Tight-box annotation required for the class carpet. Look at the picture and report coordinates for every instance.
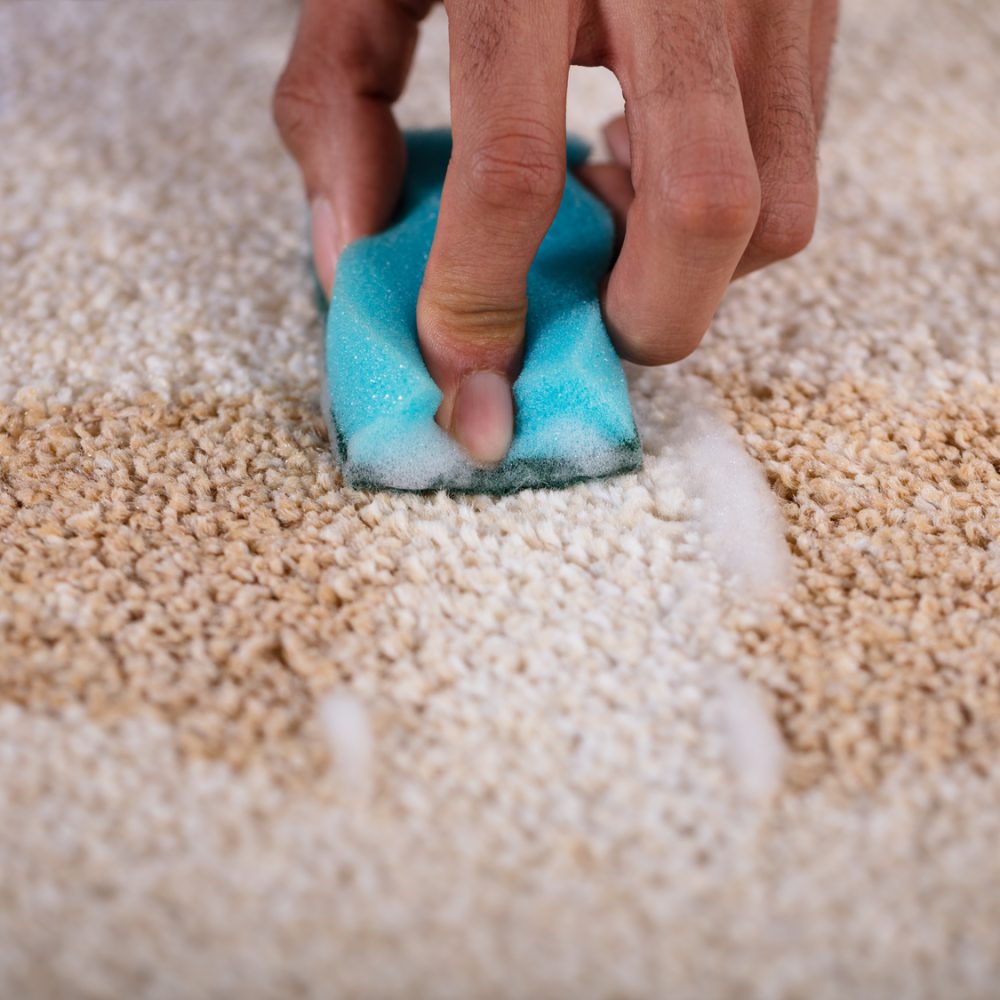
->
[1,1,999,997]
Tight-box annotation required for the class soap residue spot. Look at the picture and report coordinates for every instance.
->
[670,378,794,597]
[718,674,787,804]
[319,692,373,802]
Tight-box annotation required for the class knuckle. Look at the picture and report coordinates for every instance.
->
[418,284,526,360]
[465,122,565,212]
[752,191,818,260]
[272,31,367,146]
[272,69,327,146]
[606,275,710,366]
[659,164,761,241]
[610,304,707,366]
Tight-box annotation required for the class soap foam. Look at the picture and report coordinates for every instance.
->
[670,377,795,596]
[319,692,373,802]
[717,673,787,803]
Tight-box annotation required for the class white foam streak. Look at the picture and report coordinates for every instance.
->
[718,674,787,804]
[319,693,373,803]
[671,379,794,597]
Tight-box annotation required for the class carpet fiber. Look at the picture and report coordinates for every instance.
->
[2,2,999,997]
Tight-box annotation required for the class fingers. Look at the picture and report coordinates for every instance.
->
[273,0,432,295]
[417,0,572,463]
[730,0,821,278]
[603,0,761,365]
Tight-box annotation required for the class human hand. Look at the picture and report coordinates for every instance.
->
[274,0,837,463]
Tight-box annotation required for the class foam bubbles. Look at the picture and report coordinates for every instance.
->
[669,378,795,597]
[319,693,373,803]
[717,674,787,803]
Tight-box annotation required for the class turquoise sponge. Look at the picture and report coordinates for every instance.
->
[318,129,641,493]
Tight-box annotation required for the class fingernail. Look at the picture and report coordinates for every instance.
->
[310,197,341,297]
[451,371,514,465]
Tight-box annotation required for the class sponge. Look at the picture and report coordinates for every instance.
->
[318,129,642,494]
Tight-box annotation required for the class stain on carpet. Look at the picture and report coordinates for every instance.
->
[3,381,998,792]
[0,391,402,776]
[716,374,1000,789]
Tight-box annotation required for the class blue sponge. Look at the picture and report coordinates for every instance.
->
[318,129,641,493]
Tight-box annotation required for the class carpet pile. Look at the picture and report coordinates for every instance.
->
[1,2,998,996]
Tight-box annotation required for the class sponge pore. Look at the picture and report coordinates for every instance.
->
[319,129,642,494]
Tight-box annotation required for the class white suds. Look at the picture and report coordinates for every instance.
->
[670,378,795,597]
[718,674,787,804]
[319,693,373,802]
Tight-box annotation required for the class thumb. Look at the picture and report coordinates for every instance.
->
[416,3,569,465]
[273,0,428,296]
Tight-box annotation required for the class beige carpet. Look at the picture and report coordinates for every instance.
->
[2,1,999,996]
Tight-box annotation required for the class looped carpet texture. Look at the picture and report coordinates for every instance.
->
[1,1,998,997]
